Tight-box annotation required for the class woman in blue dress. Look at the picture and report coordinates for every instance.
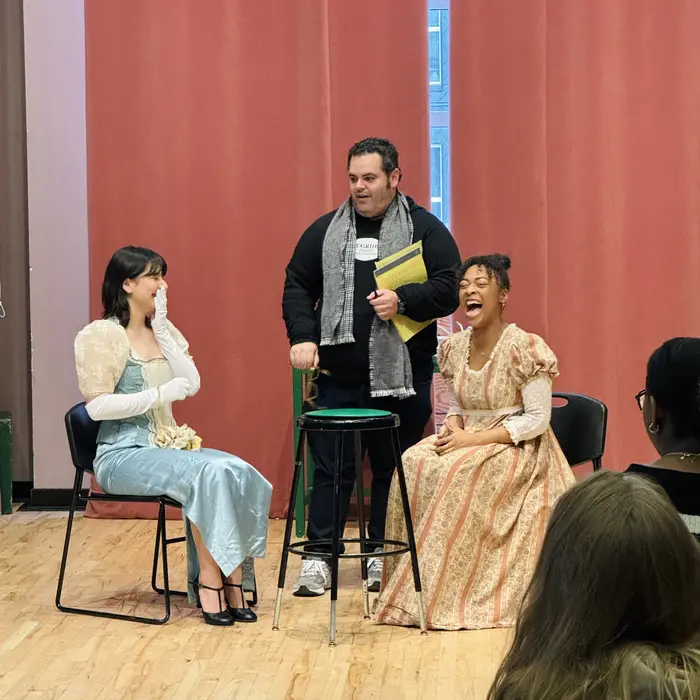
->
[74,246,272,626]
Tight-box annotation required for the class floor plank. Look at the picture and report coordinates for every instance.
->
[0,511,509,699]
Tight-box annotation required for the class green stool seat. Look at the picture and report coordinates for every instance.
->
[306,408,392,419]
[298,408,399,432]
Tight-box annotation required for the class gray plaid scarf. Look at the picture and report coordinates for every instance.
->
[320,193,415,399]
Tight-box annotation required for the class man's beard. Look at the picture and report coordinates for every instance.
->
[369,186,395,220]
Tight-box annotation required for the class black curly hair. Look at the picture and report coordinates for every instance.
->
[646,337,700,440]
[347,137,400,178]
[459,253,511,291]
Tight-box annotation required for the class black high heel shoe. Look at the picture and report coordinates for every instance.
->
[223,582,257,623]
[191,581,234,626]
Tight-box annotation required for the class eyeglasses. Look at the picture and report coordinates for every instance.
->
[635,389,647,411]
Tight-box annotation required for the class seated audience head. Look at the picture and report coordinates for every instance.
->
[488,470,700,700]
[638,337,700,458]
[102,246,167,326]
[458,254,510,330]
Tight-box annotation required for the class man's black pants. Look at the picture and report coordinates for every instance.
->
[305,363,434,554]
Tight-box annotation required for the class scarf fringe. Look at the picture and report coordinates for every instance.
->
[320,331,354,347]
[370,387,417,399]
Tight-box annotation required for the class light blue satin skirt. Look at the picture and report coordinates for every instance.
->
[94,445,272,604]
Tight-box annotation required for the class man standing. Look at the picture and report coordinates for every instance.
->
[282,137,461,596]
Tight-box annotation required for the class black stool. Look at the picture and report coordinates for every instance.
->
[272,408,427,645]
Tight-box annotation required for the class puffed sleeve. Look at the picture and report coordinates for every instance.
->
[437,332,467,418]
[509,332,559,389]
[437,336,456,382]
[504,332,559,445]
[74,320,130,401]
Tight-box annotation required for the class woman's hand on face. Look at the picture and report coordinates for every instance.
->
[434,426,476,456]
[152,286,168,334]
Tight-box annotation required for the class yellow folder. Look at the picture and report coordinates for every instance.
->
[373,241,434,342]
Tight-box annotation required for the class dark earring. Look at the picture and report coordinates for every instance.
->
[648,422,660,434]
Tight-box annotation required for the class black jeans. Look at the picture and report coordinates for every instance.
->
[305,362,434,554]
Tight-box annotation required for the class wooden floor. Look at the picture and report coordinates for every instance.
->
[0,510,510,700]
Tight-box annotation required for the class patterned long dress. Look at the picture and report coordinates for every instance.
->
[374,324,575,630]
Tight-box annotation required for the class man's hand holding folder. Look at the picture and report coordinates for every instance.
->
[372,241,435,342]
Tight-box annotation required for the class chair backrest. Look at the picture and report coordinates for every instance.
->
[64,402,100,473]
[550,392,608,468]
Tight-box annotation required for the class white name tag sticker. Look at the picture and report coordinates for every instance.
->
[355,238,379,262]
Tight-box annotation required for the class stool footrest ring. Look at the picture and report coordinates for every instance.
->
[286,538,410,560]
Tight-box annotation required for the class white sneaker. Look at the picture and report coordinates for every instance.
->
[367,548,383,592]
[293,559,331,597]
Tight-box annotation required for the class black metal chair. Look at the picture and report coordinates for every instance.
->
[273,408,427,646]
[55,402,189,624]
[551,392,608,471]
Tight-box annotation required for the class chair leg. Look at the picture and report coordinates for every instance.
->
[329,432,343,646]
[273,428,307,631]
[56,475,173,624]
[354,430,370,619]
[55,468,83,612]
[151,509,163,593]
[593,457,602,471]
[151,512,187,598]
[390,428,427,636]
[158,502,171,624]
[248,574,258,607]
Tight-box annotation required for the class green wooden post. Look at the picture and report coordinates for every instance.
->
[292,369,316,536]
[0,412,12,515]
[292,368,305,536]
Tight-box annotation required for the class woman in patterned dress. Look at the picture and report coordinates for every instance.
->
[374,254,575,630]
[74,246,272,626]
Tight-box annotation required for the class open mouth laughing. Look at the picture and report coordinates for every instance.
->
[465,300,483,319]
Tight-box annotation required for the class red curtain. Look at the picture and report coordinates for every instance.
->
[451,0,700,471]
[84,0,429,516]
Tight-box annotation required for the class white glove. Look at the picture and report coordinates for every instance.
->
[151,287,201,396]
[151,286,170,336]
[85,378,190,421]
[158,377,191,404]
